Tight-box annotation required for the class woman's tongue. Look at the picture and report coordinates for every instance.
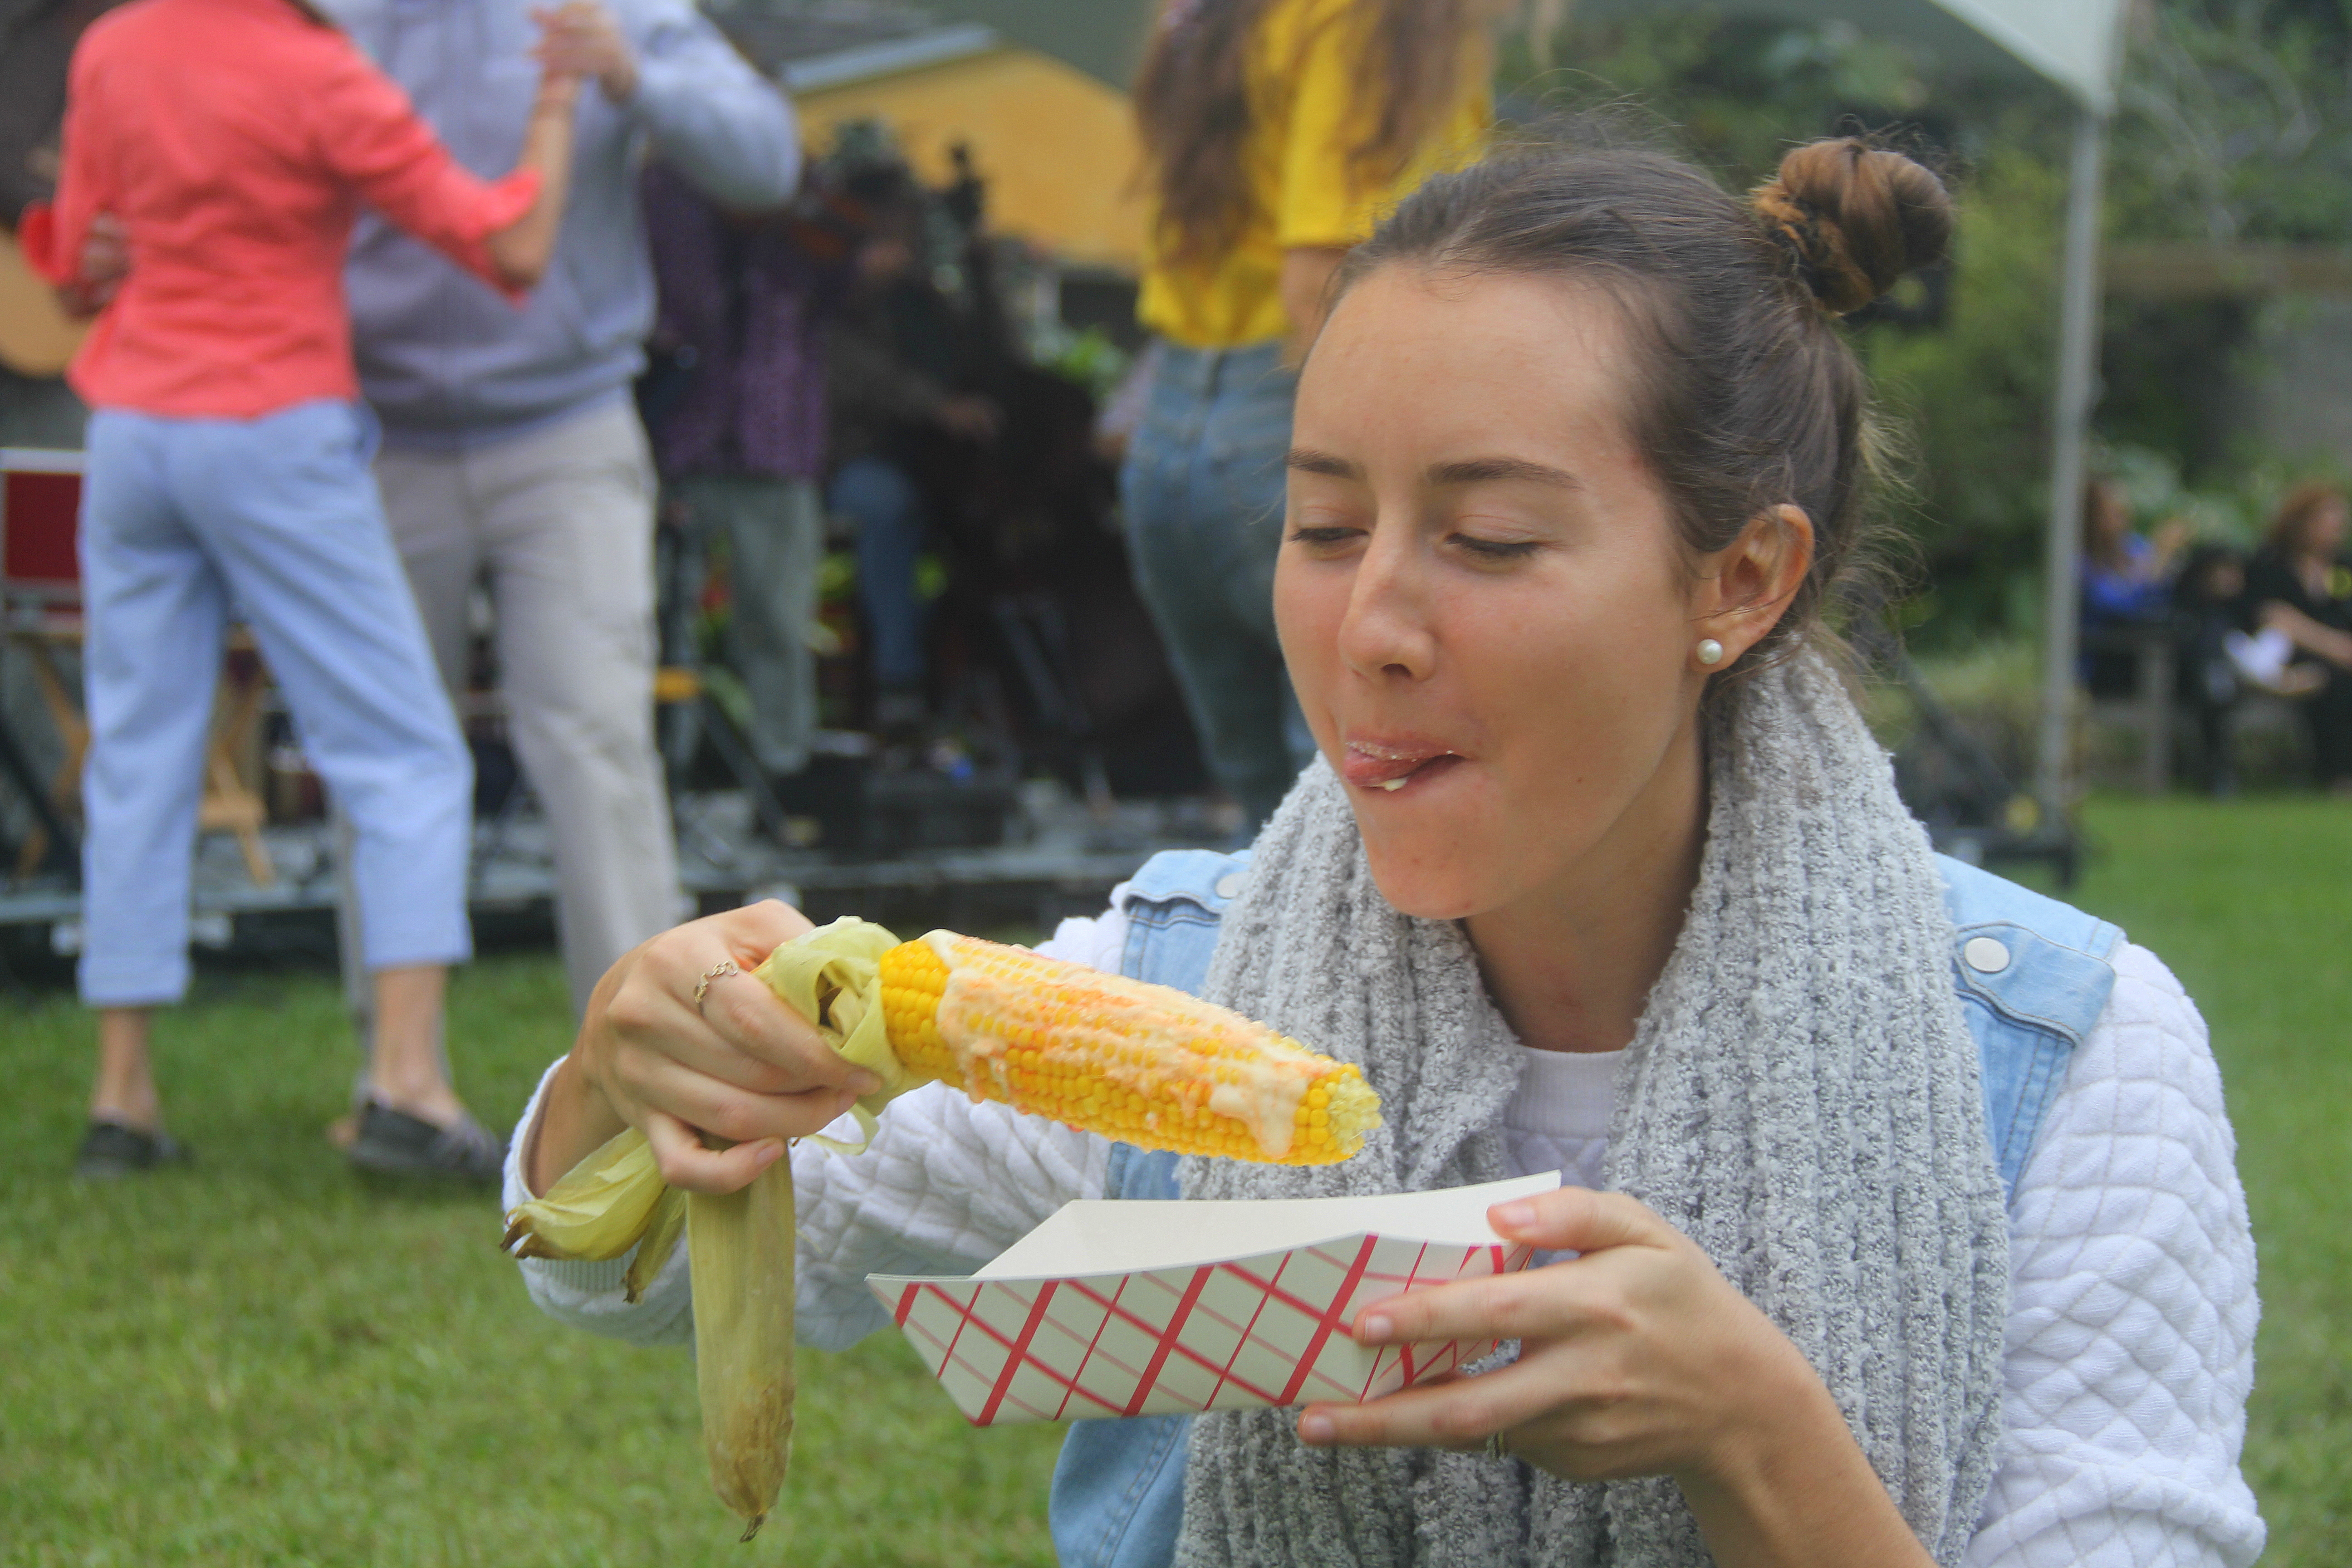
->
[1342,744,1462,792]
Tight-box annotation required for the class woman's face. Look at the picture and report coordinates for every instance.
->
[1274,267,1798,921]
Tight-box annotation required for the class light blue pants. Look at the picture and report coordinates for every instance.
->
[79,401,473,1006]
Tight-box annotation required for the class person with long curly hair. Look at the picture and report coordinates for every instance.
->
[2246,480,2352,789]
[1122,0,1495,831]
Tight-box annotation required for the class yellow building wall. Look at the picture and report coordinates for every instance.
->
[793,46,1145,273]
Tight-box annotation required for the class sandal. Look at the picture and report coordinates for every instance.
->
[74,1120,193,1181]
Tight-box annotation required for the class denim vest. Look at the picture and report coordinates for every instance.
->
[1048,849,2123,1568]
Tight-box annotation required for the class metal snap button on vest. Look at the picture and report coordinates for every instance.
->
[1962,936,2012,975]
[1214,872,1247,900]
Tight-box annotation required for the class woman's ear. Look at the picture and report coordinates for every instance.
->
[1690,505,1815,662]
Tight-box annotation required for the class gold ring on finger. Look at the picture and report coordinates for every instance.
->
[1484,1428,1512,1462]
[693,958,742,1011]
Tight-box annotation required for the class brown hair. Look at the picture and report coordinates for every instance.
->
[1329,132,1953,668]
[2268,480,2345,555]
[2082,477,2133,570]
[1133,0,1483,269]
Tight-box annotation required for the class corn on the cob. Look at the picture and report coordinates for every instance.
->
[876,931,1380,1164]
[503,917,1381,1540]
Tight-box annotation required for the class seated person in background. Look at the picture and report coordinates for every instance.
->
[2171,542,2322,794]
[2079,475,2189,696]
[824,157,1000,730]
[23,0,580,1179]
[2245,481,2352,792]
[2173,542,2245,794]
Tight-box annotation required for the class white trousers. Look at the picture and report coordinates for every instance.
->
[78,401,472,1006]
[374,399,677,1017]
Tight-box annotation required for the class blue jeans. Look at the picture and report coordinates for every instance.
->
[828,457,928,691]
[1121,339,1313,829]
[78,401,473,1005]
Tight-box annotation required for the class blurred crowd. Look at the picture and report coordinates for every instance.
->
[2080,475,2352,794]
[2,0,1490,1182]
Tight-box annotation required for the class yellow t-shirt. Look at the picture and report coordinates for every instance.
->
[1136,0,1492,350]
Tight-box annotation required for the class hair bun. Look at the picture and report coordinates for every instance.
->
[1752,138,1953,315]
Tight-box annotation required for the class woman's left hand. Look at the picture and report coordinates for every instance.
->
[1295,1186,1829,1486]
[1296,1187,1940,1567]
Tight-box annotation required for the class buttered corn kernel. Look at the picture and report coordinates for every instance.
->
[875,935,1379,1165]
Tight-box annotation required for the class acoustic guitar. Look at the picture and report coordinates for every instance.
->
[0,228,86,378]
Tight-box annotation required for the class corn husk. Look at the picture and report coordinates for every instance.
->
[687,1157,796,1538]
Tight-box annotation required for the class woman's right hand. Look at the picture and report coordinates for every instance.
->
[527,902,884,1197]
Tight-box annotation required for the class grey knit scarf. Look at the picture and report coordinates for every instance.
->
[1172,652,2010,1568]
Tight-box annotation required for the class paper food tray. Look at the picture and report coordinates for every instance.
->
[866,1171,1558,1426]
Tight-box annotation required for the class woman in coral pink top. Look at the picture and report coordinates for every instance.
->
[24,0,583,1182]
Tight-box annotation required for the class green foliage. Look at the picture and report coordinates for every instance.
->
[2096,436,2347,547]
[1860,144,2064,638]
[1504,3,2352,644]
[2111,0,2352,244]
[2091,2,2352,488]
[1500,16,2076,644]
[1863,635,2046,779]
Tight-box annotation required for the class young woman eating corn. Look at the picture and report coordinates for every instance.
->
[505,132,2263,1568]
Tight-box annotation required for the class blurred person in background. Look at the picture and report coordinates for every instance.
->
[641,158,833,780]
[2081,477,2190,623]
[24,0,582,1179]
[314,0,799,1017]
[2173,542,2249,795]
[823,156,1001,730]
[1123,0,1494,833]
[2245,480,2352,792]
[2078,475,2188,697]
[0,0,123,446]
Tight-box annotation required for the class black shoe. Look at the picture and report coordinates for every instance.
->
[348,1101,505,1186]
[74,1120,192,1180]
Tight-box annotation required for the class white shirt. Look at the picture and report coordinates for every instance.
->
[504,903,2264,1568]
[1501,1044,1620,1195]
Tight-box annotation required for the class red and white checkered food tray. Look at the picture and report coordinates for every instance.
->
[866,1171,1559,1426]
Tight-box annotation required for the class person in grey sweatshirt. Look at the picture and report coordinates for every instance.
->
[318,0,800,1017]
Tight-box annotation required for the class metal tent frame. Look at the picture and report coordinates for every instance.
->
[929,0,2129,815]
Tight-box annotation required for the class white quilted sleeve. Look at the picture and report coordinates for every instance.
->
[500,1056,696,1348]
[1965,942,2264,1568]
[501,907,1131,1352]
[793,1083,1111,1349]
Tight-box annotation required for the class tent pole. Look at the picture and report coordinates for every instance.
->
[2033,105,2110,816]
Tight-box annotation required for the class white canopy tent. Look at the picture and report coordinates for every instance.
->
[926,0,2130,811]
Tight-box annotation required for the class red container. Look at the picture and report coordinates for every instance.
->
[0,449,83,602]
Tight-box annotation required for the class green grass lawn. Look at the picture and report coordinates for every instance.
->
[0,795,2344,1564]
[2046,798,2352,1564]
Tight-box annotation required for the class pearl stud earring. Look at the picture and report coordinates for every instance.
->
[1696,638,1725,666]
